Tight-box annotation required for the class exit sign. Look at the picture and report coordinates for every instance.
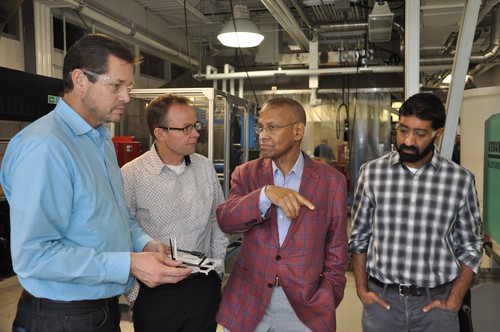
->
[48,95,61,104]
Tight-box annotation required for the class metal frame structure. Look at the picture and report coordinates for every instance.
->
[129,87,256,195]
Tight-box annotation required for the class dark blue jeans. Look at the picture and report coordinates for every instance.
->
[12,290,120,332]
[362,278,459,332]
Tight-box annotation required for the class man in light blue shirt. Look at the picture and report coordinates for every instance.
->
[0,34,191,332]
[259,154,304,247]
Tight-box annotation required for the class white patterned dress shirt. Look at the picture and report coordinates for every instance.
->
[121,144,229,301]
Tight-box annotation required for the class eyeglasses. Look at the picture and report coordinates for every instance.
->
[254,121,298,135]
[82,69,134,94]
[396,123,438,139]
[158,122,202,135]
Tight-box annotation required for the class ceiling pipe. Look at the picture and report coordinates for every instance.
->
[195,3,499,83]
[174,0,211,24]
[421,3,499,66]
[196,65,403,80]
[288,0,314,30]
[260,0,310,51]
[478,0,500,24]
[61,0,199,67]
[317,21,368,33]
[426,3,499,87]
[473,4,500,62]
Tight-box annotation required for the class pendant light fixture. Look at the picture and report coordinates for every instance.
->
[217,4,264,48]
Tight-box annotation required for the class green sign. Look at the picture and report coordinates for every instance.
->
[484,113,500,243]
[47,95,60,104]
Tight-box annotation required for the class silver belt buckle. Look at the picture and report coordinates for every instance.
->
[399,283,412,296]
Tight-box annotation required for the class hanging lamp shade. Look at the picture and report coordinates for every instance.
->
[217,5,264,48]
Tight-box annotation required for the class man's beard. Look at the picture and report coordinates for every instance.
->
[397,138,435,163]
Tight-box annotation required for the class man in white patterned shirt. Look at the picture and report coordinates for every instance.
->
[349,92,483,332]
[121,93,229,332]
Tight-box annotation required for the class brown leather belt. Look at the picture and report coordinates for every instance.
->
[21,289,119,306]
[368,276,450,296]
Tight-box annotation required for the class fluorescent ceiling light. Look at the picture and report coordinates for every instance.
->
[217,5,264,48]
[391,101,402,109]
[442,74,474,85]
[368,1,394,42]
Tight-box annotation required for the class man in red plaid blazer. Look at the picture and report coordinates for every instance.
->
[216,98,349,332]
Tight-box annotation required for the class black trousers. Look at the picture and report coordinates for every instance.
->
[13,290,120,332]
[133,271,221,332]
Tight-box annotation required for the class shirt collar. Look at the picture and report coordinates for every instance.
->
[271,151,305,178]
[55,98,109,139]
[150,143,193,175]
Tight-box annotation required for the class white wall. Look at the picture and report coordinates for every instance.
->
[0,36,24,71]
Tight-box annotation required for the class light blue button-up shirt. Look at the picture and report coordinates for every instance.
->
[259,153,304,246]
[0,99,152,301]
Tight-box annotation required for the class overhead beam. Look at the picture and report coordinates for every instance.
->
[405,0,420,99]
[440,0,481,159]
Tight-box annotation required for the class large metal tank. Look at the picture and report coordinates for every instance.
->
[484,113,500,244]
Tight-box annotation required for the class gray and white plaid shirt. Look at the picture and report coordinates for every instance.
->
[349,149,483,287]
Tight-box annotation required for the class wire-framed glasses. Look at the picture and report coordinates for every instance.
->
[82,69,134,94]
[396,123,438,139]
[254,121,298,135]
[158,121,202,135]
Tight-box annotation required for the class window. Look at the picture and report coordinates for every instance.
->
[53,17,84,51]
[171,63,189,81]
[1,9,20,40]
[140,51,169,80]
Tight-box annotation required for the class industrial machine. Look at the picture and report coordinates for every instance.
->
[112,136,142,167]
[128,87,257,196]
[469,112,500,331]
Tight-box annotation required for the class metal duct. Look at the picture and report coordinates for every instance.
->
[60,0,199,67]
[194,4,499,83]
[420,4,500,66]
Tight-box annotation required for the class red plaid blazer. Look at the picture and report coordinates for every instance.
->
[216,152,348,332]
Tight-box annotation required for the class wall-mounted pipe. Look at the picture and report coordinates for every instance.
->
[223,64,235,96]
[205,65,218,89]
[61,0,199,67]
[196,62,464,82]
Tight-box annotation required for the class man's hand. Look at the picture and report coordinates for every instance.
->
[130,252,191,288]
[423,262,473,313]
[143,240,169,254]
[423,298,460,313]
[265,185,315,220]
[358,289,391,310]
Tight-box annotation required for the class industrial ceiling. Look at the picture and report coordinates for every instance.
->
[123,0,499,93]
[4,0,492,96]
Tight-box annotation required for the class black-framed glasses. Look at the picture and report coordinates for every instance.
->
[396,123,438,139]
[254,121,298,135]
[82,69,134,94]
[158,122,202,135]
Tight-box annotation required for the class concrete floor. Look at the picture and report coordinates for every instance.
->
[0,270,362,332]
